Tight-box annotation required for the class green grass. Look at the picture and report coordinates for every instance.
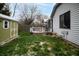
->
[0,32,79,56]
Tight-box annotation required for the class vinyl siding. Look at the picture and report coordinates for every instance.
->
[15,22,18,37]
[30,27,45,33]
[0,19,10,43]
[10,21,18,39]
[53,3,79,45]
[0,19,18,45]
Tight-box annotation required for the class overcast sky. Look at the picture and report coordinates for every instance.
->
[10,3,55,20]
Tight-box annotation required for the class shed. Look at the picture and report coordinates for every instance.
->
[0,14,18,45]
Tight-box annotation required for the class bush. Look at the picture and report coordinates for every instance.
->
[45,32,57,35]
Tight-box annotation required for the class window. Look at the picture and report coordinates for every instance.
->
[60,11,70,29]
[3,20,9,29]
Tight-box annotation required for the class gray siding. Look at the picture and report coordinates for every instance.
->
[53,3,79,45]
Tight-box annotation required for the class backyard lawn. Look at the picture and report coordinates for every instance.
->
[0,32,79,56]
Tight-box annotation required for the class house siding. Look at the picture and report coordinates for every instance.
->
[0,19,10,43]
[0,19,18,45]
[10,21,18,39]
[30,27,45,33]
[53,3,79,45]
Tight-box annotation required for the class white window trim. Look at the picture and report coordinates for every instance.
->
[3,20,9,29]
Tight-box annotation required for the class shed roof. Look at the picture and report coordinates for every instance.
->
[0,14,17,22]
[50,3,61,18]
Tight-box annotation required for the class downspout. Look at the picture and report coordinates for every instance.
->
[50,17,53,32]
[52,18,53,32]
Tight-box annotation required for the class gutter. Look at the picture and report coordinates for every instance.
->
[50,3,61,18]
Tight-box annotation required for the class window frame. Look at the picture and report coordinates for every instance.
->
[3,20,9,29]
[59,11,71,29]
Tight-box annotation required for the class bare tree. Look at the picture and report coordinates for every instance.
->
[19,4,37,23]
[12,3,17,17]
[18,4,38,32]
[30,4,37,19]
[18,4,48,32]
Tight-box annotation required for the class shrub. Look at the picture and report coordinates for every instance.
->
[45,32,52,35]
[45,32,57,35]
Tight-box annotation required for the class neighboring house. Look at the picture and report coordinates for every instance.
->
[0,14,18,45]
[50,3,79,45]
[30,19,45,33]
[30,26,45,34]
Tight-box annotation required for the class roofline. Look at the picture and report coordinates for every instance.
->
[50,3,61,18]
[0,14,18,22]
